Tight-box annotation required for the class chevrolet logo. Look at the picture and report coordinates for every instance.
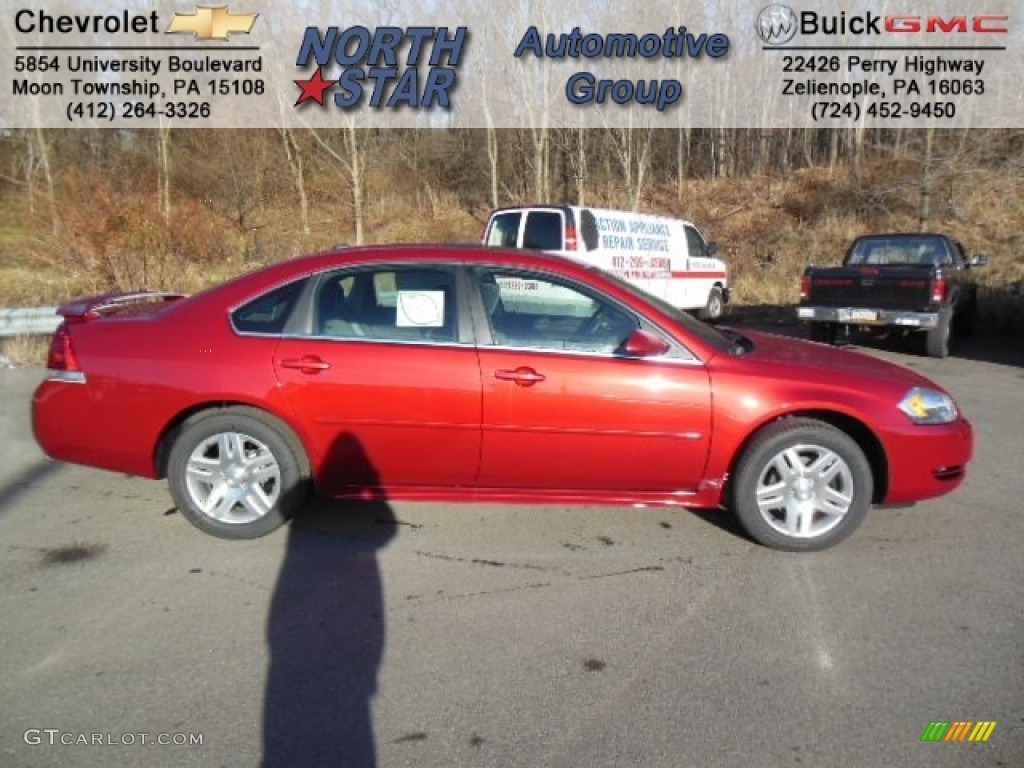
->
[167,5,258,40]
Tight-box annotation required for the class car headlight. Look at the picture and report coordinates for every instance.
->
[898,387,958,425]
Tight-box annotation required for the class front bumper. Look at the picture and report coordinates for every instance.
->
[880,417,973,505]
[797,305,939,330]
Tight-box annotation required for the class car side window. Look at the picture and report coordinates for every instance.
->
[231,278,307,335]
[312,266,457,343]
[476,268,638,354]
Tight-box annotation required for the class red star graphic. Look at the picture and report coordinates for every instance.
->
[294,68,337,106]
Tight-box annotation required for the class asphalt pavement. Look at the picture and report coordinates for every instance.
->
[1,334,1022,768]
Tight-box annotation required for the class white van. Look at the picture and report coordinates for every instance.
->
[482,205,729,319]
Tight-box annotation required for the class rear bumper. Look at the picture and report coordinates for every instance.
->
[32,376,160,478]
[880,418,973,504]
[797,306,939,330]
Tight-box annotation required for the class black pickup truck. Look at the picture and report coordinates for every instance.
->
[798,233,987,358]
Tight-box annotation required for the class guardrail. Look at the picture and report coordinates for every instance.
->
[0,307,60,338]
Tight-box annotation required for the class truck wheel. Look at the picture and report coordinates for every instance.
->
[925,311,952,358]
[809,323,838,345]
[167,408,310,539]
[729,418,873,551]
[699,286,725,321]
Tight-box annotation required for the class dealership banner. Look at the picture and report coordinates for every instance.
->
[1,0,1020,128]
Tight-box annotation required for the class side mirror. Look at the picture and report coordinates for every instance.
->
[623,329,670,358]
[969,254,988,268]
[706,241,720,257]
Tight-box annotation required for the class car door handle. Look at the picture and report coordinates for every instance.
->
[279,356,331,374]
[494,367,546,387]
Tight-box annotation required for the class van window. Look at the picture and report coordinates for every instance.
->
[579,209,599,251]
[684,226,707,260]
[487,212,521,247]
[522,211,564,251]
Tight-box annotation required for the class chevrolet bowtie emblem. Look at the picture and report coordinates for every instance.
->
[166,5,258,40]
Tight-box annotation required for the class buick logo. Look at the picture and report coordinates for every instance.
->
[756,4,798,45]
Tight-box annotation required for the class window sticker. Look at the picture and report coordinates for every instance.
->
[396,291,445,327]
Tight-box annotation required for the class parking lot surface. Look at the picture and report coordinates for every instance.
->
[1,335,1022,767]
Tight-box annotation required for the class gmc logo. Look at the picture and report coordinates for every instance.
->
[885,15,1008,33]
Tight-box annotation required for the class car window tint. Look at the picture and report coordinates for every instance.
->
[522,211,563,250]
[313,266,457,343]
[477,269,637,354]
[487,212,522,247]
[231,278,306,334]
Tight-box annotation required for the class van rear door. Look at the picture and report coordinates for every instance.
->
[484,208,566,251]
[485,210,523,248]
[520,209,566,251]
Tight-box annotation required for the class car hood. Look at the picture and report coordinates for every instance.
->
[730,329,940,391]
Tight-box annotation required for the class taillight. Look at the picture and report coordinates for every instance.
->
[47,323,80,372]
[800,274,811,301]
[565,225,578,252]
[931,276,947,304]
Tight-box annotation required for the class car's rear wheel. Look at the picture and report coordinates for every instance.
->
[730,418,872,551]
[167,408,309,539]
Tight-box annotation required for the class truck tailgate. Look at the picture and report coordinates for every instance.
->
[807,267,936,311]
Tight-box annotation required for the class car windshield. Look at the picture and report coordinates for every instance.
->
[584,265,735,353]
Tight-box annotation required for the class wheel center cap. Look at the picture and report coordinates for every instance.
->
[794,477,814,500]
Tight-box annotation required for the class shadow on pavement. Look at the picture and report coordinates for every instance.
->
[0,460,62,517]
[686,505,752,544]
[718,303,1024,368]
[262,434,398,768]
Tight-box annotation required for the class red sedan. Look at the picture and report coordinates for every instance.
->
[32,245,973,551]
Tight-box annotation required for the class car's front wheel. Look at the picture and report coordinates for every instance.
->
[730,418,873,551]
[167,408,310,539]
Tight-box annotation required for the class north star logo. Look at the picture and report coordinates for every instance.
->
[293,26,467,110]
[166,5,258,41]
[294,68,336,106]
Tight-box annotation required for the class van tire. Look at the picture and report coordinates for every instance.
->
[699,286,725,321]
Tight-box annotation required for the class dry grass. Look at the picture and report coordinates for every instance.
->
[0,335,49,366]
[1,157,1021,334]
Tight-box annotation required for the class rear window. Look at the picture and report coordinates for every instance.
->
[231,279,306,334]
[847,237,951,267]
[486,212,521,247]
[522,211,564,250]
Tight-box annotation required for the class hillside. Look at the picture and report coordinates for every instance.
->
[1,129,1022,366]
